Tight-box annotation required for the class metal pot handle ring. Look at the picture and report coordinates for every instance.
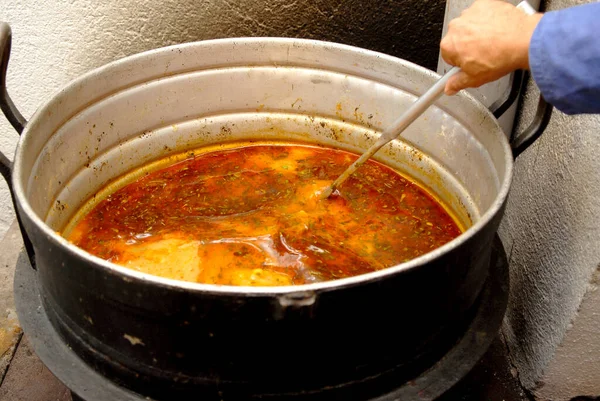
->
[0,22,36,269]
[490,69,553,159]
[487,0,554,158]
[0,22,27,184]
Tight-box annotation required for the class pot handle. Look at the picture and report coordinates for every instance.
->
[274,292,317,320]
[1,22,26,135]
[483,1,533,120]
[489,69,524,120]
[488,68,553,158]
[0,22,26,185]
[0,22,36,269]
[509,0,553,158]
[487,0,553,157]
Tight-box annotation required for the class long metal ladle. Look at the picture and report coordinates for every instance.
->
[320,0,537,199]
[319,66,460,199]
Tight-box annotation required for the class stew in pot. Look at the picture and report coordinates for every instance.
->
[64,142,462,286]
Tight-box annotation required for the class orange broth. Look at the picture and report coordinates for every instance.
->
[65,143,462,286]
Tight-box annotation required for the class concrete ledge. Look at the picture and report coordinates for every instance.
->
[534,266,600,401]
[0,219,23,382]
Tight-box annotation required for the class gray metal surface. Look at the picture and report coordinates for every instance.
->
[0,0,447,239]
[10,36,512,295]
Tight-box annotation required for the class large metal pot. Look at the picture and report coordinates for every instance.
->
[0,22,551,400]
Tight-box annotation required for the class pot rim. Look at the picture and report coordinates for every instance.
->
[12,36,514,295]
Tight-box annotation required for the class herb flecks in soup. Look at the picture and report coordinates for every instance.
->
[66,144,462,286]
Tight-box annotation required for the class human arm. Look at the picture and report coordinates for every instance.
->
[440,0,600,115]
[529,2,600,114]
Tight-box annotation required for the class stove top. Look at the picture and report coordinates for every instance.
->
[13,236,509,401]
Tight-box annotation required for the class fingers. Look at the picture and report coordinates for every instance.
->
[445,71,479,96]
[440,35,458,67]
[440,0,534,96]
[440,35,468,95]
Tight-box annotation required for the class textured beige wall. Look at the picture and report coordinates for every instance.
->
[438,0,600,397]
[0,0,445,238]
[498,0,600,396]
[535,269,600,400]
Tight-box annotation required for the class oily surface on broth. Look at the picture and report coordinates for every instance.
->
[66,143,462,286]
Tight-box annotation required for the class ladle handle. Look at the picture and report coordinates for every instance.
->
[516,1,536,14]
[379,66,460,144]
[376,0,541,153]
[320,66,462,197]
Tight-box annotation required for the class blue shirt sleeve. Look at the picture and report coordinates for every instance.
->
[529,2,600,115]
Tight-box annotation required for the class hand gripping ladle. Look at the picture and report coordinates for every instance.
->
[320,0,537,199]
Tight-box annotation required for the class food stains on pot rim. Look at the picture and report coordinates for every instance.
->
[13,134,513,295]
[15,145,511,296]
[9,37,514,295]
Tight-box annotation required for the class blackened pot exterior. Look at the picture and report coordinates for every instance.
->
[1,34,547,399]
[29,203,503,399]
